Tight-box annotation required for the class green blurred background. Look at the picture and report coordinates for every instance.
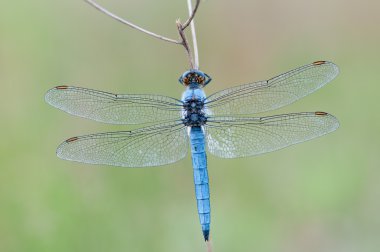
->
[1,0,379,251]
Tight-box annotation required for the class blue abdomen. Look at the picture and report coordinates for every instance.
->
[189,126,210,241]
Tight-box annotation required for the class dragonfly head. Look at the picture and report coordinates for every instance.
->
[179,70,212,88]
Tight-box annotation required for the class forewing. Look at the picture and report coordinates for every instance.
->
[205,61,339,116]
[57,122,188,167]
[205,112,339,158]
[45,86,183,124]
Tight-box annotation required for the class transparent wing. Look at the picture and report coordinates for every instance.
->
[57,122,188,167]
[45,86,183,124]
[205,112,339,158]
[205,61,339,116]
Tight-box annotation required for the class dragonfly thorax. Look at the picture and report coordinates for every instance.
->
[182,98,207,126]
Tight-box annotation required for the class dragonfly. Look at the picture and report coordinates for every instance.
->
[45,60,339,241]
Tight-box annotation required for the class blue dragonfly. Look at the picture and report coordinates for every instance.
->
[45,60,339,241]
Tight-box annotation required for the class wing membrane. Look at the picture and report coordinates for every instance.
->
[205,61,339,116]
[45,86,183,124]
[56,122,188,167]
[205,112,339,158]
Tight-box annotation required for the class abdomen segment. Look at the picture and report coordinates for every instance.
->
[190,126,210,241]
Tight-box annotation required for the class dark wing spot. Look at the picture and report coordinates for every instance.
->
[66,136,79,143]
[315,111,328,116]
[312,60,326,66]
[55,85,69,90]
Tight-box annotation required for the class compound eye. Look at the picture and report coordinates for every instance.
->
[182,77,189,85]
[196,76,205,85]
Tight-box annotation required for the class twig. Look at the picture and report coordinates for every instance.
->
[182,0,201,30]
[84,0,180,44]
[84,0,202,69]
[186,0,200,70]
[206,240,213,252]
[176,20,194,69]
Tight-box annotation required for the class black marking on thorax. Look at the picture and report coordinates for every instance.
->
[182,97,207,127]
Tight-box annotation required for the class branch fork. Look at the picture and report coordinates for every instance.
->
[84,0,201,70]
